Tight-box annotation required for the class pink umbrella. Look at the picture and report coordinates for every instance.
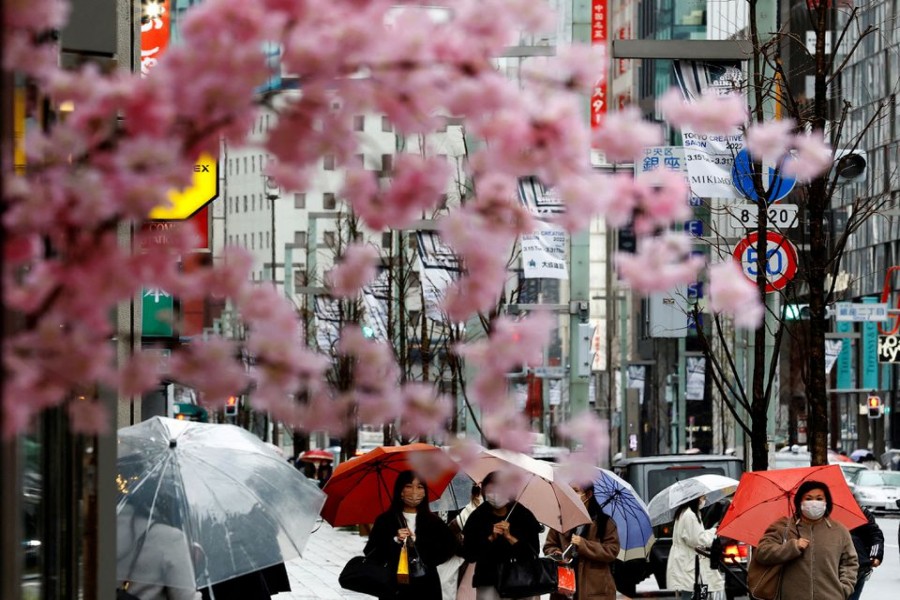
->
[462,449,590,533]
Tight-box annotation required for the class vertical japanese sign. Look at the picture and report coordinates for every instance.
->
[862,296,880,389]
[141,1,170,77]
[590,0,608,129]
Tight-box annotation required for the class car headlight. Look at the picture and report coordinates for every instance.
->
[856,490,873,500]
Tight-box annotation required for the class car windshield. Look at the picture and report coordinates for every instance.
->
[855,471,900,487]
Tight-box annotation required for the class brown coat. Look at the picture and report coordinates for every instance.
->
[754,516,858,600]
[543,516,620,600]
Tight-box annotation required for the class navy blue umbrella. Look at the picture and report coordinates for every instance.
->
[592,468,655,560]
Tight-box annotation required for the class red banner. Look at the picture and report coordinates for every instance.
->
[141,0,170,77]
[590,0,608,129]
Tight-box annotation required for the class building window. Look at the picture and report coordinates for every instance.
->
[323,231,336,248]
[353,115,365,131]
[381,154,393,173]
[294,269,309,291]
[251,233,255,250]
[408,271,420,289]
[354,154,365,168]
[294,193,306,209]
[324,155,335,170]
[243,157,248,172]
[243,234,247,247]
[243,195,248,212]
[294,231,307,246]
[381,232,393,249]
[251,155,256,173]
[252,194,256,212]
[382,116,392,132]
[323,192,337,209]
[266,231,270,248]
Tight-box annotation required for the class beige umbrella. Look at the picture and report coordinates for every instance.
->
[462,449,590,532]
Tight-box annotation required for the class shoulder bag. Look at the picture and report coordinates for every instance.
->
[496,553,558,599]
[339,548,393,598]
[747,522,792,600]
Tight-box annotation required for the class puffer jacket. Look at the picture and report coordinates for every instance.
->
[754,516,858,600]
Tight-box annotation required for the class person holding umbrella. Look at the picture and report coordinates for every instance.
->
[754,480,858,600]
[462,470,543,600]
[848,506,884,600]
[543,483,621,600]
[666,496,725,600]
[364,470,458,599]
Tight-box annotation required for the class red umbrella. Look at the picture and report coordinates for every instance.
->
[717,465,867,546]
[298,449,334,462]
[321,443,457,526]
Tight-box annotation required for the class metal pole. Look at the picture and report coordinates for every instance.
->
[677,336,687,454]
[619,293,628,454]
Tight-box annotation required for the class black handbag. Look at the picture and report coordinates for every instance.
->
[497,554,559,599]
[406,540,428,579]
[339,554,393,597]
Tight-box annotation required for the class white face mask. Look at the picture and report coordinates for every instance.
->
[484,492,508,509]
[801,499,827,520]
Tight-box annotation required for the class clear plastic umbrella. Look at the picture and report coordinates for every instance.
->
[116,417,325,590]
[647,474,739,526]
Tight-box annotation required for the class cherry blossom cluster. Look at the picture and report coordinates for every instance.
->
[744,120,834,182]
[1,0,820,440]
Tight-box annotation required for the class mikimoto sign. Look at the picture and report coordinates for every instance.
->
[149,154,219,220]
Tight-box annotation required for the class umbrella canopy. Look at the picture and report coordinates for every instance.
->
[462,449,590,533]
[321,443,457,526]
[116,417,325,590]
[429,470,476,513]
[850,449,874,462]
[647,474,739,526]
[298,449,334,463]
[593,469,655,561]
[717,465,867,546]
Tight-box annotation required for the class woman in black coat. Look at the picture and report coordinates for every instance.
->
[364,470,458,599]
[462,470,543,600]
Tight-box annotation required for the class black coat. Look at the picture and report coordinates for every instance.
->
[364,509,457,600]
[199,563,290,600]
[850,508,884,571]
[461,502,542,589]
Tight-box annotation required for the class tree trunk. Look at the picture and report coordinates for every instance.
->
[806,4,831,467]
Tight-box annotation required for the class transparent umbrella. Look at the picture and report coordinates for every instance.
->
[116,417,325,590]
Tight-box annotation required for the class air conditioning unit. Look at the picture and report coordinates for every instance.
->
[832,149,867,185]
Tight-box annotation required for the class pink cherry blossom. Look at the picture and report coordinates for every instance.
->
[591,107,663,163]
[707,260,765,329]
[67,398,110,436]
[745,119,795,162]
[326,243,380,298]
[399,383,453,439]
[783,130,833,182]
[615,233,706,294]
[631,169,692,234]
[659,88,747,134]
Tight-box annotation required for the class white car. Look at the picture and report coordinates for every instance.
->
[851,470,900,512]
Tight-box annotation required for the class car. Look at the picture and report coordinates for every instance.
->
[612,454,745,599]
[881,449,900,470]
[851,470,900,512]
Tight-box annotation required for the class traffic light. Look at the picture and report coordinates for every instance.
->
[225,396,239,418]
[867,395,883,419]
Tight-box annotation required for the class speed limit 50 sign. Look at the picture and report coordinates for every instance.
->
[732,231,798,293]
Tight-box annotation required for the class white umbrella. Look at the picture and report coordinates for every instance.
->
[647,474,739,526]
[462,449,590,533]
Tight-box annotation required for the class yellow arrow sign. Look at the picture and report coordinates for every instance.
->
[150,153,219,220]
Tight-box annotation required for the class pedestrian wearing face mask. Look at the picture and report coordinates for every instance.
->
[666,495,726,599]
[365,470,458,599]
[754,481,858,600]
[462,470,543,600]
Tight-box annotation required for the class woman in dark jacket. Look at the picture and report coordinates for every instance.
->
[544,483,620,600]
[364,470,457,599]
[462,470,543,600]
